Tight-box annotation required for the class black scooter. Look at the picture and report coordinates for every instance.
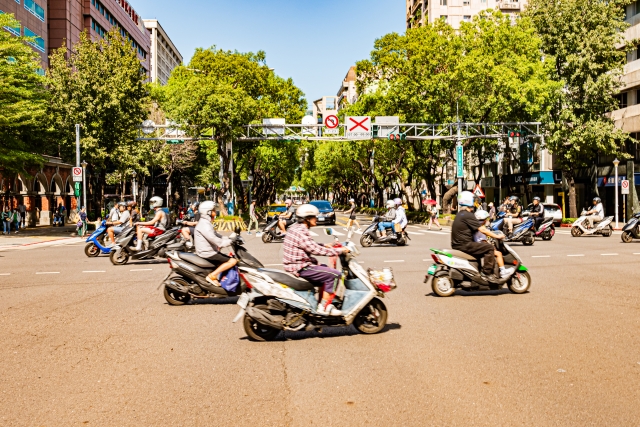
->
[261,214,295,243]
[621,212,640,243]
[162,231,264,305]
[359,216,410,247]
[109,224,188,265]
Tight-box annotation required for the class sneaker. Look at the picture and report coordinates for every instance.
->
[481,272,499,283]
[500,267,515,278]
[357,228,362,232]
[247,232,252,235]
[343,227,348,231]
[316,303,342,316]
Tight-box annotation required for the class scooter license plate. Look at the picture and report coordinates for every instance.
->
[237,293,250,309]
[427,264,437,275]
[318,216,325,221]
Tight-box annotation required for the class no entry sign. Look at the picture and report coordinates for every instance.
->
[621,179,630,195]
[72,167,83,182]
[324,115,339,129]
[345,116,372,139]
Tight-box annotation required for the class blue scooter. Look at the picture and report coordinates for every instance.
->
[84,222,135,257]
[490,212,535,246]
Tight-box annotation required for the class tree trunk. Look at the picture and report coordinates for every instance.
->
[566,170,578,218]
[442,185,458,214]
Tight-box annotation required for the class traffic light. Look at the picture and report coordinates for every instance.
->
[389,133,406,141]
[509,130,521,138]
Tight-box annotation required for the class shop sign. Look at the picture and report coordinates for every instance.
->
[597,175,626,187]
[510,171,559,186]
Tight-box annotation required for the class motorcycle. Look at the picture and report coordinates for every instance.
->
[359,216,410,247]
[425,232,531,297]
[233,232,396,341]
[490,213,535,246]
[571,210,613,237]
[84,220,110,257]
[162,231,265,305]
[621,212,640,243]
[109,223,190,265]
[261,214,295,243]
[533,216,555,241]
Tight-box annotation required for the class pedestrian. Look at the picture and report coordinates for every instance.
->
[2,206,11,235]
[78,206,87,237]
[11,207,20,233]
[344,198,361,232]
[488,202,496,220]
[247,200,259,235]
[428,203,442,230]
[18,202,26,228]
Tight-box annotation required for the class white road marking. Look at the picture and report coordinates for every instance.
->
[0,273,10,276]
[353,230,363,234]
[423,259,434,262]
[330,230,345,236]
[633,253,640,255]
[406,231,425,235]
[130,268,152,271]
[83,270,105,273]
[36,272,60,274]
[423,230,449,235]
[384,260,405,263]
[309,231,319,237]
[531,255,550,258]
[567,254,584,257]
[600,253,618,256]
[264,263,283,266]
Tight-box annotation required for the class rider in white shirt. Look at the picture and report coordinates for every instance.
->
[586,197,604,228]
[393,198,408,230]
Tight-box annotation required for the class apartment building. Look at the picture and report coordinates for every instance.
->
[143,19,182,85]
[0,0,48,68]
[406,0,525,29]
[337,66,358,110]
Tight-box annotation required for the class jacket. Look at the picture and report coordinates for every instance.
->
[383,208,396,222]
[194,217,232,258]
[392,206,408,228]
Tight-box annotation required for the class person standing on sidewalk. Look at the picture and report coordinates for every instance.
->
[18,202,26,229]
[247,200,259,235]
[2,206,11,235]
[11,207,20,233]
[79,207,88,237]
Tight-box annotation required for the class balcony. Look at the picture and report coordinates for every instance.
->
[499,1,521,10]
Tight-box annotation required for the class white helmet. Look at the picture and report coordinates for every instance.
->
[458,191,474,207]
[285,199,292,205]
[386,200,395,208]
[198,200,216,217]
[393,198,402,206]
[349,198,355,203]
[475,209,490,221]
[149,196,163,209]
[296,203,319,220]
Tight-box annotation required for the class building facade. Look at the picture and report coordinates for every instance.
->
[0,0,48,68]
[337,66,358,110]
[406,0,526,30]
[143,19,181,85]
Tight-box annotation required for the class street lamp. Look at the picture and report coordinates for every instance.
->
[614,158,620,229]
[132,171,137,203]
[81,160,88,211]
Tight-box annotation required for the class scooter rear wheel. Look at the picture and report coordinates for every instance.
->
[84,242,100,257]
[354,298,388,334]
[109,249,129,265]
[243,305,281,341]
[163,279,192,306]
[261,232,273,243]
[621,230,634,243]
[522,232,535,246]
[360,234,373,247]
[432,275,455,297]
[542,230,553,241]
[602,226,613,237]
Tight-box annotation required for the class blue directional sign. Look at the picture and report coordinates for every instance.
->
[456,145,463,178]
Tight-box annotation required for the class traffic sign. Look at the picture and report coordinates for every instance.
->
[473,184,485,199]
[621,179,630,195]
[345,116,372,139]
[456,145,464,178]
[324,115,339,129]
[72,167,83,182]
[74,182,80,197]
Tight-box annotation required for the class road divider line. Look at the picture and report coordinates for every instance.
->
[0,273,10,276]
[600,253,618,256]
[532,255,550,258]
[406,231,425,235]
[265,263,283,266]
[424,230,449,235]
[130,268,152,271]
[384,260,405,263]
[567,254,584,257]
[36,272,60,274]
[633,253,640,255]
[83,270,105,273]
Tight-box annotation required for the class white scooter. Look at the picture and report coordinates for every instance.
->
[571,210,613,237]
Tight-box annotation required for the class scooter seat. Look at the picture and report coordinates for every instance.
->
[445,249,477,261]
[177,252,217,268]
[258,268,316,291]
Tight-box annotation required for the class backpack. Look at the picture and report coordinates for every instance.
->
[218,266,240,292]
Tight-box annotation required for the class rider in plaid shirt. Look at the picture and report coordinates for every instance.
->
[283,204,349,316]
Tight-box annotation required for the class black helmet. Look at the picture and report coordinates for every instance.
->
[593,197,601,203]
[533,196,540,202]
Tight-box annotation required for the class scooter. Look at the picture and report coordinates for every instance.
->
[533,217,555,241]
[109,225,188,265]
[233,232,395,341]
[571,210,613,237]
[261,214,295,243]
[84,222,133,257]
[161,231,265,305]
[490,213,535,246]
[360,216,410,247]
[621,212,640,243]
[425,232,531,297]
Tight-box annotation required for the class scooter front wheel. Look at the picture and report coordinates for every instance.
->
[84,242,100,257]
[360,234,374,247]
[261,232,273,243]
[109,249,129,265]
[570,227,582,237]
[354,298,388,334]
[621,230,634,243]
[508,271,531,294]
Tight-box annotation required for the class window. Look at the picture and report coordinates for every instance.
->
[24,0,45,21]
[23,27,44,52]
[440,15,448,22]
[463,0,470,5]
[0,10,21,36]
[463,15,471,22]
[440,0,447,5]
[615,92,628,109]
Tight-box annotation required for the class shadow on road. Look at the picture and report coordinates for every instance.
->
[425,289,525,298]
[242,322,402,342]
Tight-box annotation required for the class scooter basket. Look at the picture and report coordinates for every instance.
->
[368,267,396,292]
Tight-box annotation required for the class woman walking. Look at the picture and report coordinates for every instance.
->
[2,206,11,235]
[428,203,442,230]
[344,199,361,232]
[247,200,260,235]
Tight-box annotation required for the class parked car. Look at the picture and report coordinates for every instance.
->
[309,200,335,225]
[266,204,288,222]
[523,203,563,225]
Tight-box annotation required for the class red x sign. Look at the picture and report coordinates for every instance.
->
[345,116,372,139]
[348,117,369,131]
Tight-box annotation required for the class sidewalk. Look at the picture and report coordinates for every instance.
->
[0,224,85,251]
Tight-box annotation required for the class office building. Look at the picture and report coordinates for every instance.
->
[0,0,48,68]
[406,0,526,30]
[336,66,358,111]
[143,19,182,85]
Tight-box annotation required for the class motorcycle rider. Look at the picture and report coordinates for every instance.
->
[128,201,140,225]
[451,191,505,282]
[283,204,350,316]
[181,201,199,246]
[378,200,396,237]
[393,197,408,232]
[194,201,238,288]
[133,196,167,251]
[106,202,130,244]
[505,196,522,235]
[530,196,545,229]
[474,209,515,278]
[278,199,295,235]
[585,197,604,229]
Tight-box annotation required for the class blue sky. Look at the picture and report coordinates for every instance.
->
[133,0,405,109]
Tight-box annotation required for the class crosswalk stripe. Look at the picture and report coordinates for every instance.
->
[406,231,426,235]
[309,231,319,236]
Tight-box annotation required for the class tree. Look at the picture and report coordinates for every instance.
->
[0,13,49,175]
[47,28,150,213]
[525,0,631,217]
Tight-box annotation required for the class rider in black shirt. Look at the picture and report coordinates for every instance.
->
[529,196,545,229]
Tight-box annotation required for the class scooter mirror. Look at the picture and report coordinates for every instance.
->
[324,228,334,236]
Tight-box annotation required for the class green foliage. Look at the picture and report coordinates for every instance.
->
[0,13,48,174]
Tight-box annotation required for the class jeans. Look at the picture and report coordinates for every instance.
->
[298,264,342,294]
[248,214,259,232]
[378,221,394,232]
[2,221,9,233]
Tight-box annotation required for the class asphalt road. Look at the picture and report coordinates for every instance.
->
[1,215,639,426]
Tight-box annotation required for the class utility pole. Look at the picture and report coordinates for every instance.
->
[456,102,463,198]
